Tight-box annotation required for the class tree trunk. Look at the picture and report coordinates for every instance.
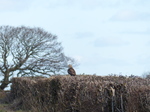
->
[0,74,10,90]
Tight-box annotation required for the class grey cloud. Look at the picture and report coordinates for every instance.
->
[146,41,150,46]
[0,0,31,12]
[86,55,131,67]
[74,32,94,38]
[119,28,150,34]
[138,13,150,21]
[93,37,129,47]
[100,58,131,66]
[44,0,150,10]
[43,0,121,10]
[2,0,149,12]
[110,10,150,21]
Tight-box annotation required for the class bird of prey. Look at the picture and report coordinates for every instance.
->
[68,65,76,76]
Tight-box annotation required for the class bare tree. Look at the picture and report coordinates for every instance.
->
[142,72,150,79]
[0,26,75,90]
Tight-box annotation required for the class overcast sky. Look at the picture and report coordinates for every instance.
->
[0,0,150,76]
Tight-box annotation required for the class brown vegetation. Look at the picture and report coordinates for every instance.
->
[4,75,150,112]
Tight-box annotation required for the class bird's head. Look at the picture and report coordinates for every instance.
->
[68,64,72,68]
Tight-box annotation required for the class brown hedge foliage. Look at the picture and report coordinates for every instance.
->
[8,75,150,112]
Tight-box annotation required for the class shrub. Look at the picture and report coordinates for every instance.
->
[7,75,150,112]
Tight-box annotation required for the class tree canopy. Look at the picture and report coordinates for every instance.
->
[0,26,75,90]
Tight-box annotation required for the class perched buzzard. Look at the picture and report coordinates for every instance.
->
[68,65,76,76]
